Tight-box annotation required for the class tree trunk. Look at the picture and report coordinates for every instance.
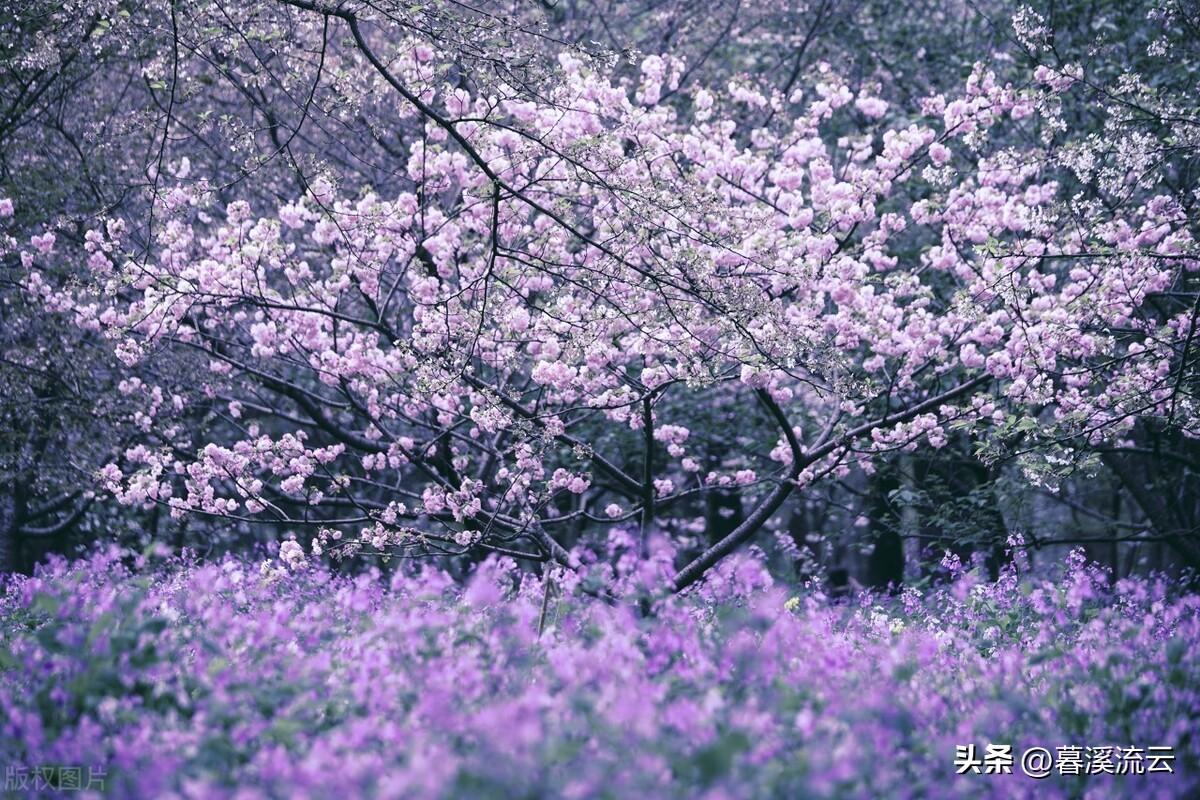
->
[706,489,744,546]
[1103,452,1200,571]
[0,486,16,576]
[866,468,903,589]
[899,455,922,583]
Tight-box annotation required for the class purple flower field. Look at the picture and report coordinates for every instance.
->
[2,543,1196,799]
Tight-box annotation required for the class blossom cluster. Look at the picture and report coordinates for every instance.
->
[7,35,1194,578]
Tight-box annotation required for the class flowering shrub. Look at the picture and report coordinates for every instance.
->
[2,545,1196,799]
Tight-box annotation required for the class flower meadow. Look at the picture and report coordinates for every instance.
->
[1,543,1196,799]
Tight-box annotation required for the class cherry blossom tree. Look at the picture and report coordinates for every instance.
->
[4,0,1199,585]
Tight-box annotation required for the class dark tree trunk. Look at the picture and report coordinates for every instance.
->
[706,489,744,546]
[866,469,903,589]
[787,504,811,579]
[1103,451,1200,572]
[0,485,16,576]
